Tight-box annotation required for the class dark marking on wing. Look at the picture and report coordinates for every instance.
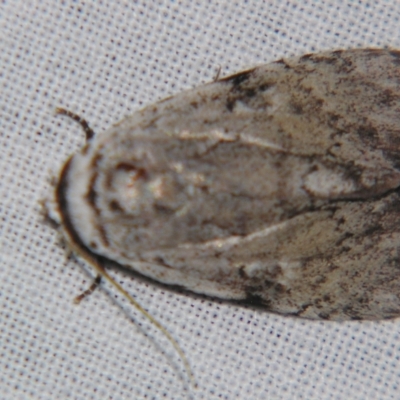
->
[218,68,256,86]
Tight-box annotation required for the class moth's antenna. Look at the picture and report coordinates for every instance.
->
[82,250,197,389]
[55,108,197,388]
[55,108,95,140]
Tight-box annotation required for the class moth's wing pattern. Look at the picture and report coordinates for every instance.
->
[60,49,400,321]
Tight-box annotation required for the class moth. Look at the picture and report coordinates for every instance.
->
[51,48,400,378]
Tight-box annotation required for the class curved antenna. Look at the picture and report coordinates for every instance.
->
[77,247,197,389]
[55,107,197,388]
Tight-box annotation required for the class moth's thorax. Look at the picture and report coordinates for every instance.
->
[63,131,304,255]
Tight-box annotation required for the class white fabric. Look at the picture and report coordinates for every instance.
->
[1,1,400,399]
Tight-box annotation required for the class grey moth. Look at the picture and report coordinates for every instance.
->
[54,48,400,328]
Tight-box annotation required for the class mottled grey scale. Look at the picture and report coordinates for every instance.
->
[57,49,400,321]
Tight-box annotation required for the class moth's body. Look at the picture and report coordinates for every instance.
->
[56,49,400,321]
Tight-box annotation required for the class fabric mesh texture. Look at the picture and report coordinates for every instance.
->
[1,1,400,399]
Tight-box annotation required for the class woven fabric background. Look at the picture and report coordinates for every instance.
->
[2,1,400,399]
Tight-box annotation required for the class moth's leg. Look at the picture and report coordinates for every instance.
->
[74,275,102,304]
[55,107,95,140]
[213,65,222,81]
